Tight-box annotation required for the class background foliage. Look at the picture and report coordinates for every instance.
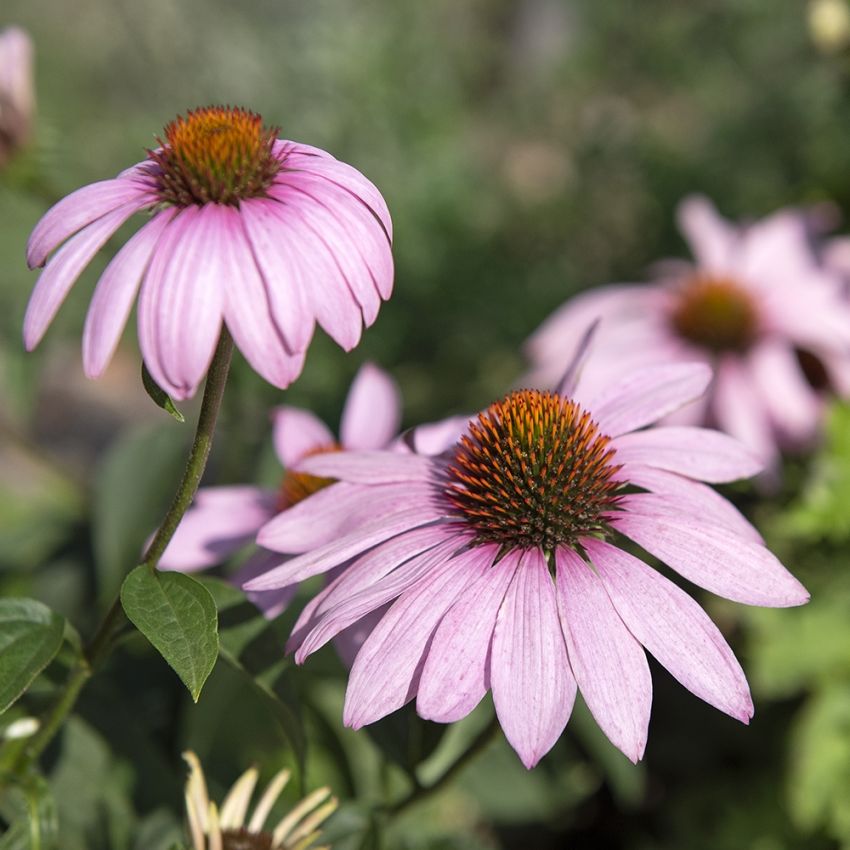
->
[3,0,850,847]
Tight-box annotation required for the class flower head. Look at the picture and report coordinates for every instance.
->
[183,751,336,850]
[525,196,850,470]
[159,363,401,630]
[24,106,393,400]
[0,26,34,167]
[245,354,808,768]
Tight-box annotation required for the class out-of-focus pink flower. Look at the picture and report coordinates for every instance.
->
[525,196,850,470]
[24,106,393,399]
[245,354,807,769]
[159,363,401,632]
[0,26,34,167]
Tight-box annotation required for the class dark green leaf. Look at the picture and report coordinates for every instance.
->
[365,703,447,779]
[0,771,59,850]
[141,364,185,423]
[120,567,218,702]
[0,599,65,715]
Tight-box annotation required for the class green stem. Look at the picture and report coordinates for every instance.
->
[384,714,501,818]
[13,330,234,773]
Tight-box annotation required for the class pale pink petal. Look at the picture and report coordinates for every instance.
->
[619,464,762,543]
[215,205,306,389]
[490,549,576,769]
[271,406,335,468]
[82,209,175,377]
[233,549,299,620]
[26,175,154,269]
[136,206,225,401]
[555,547,651,763]
[554,319,601,398]
[239,199,314,353]
[586,362,712,437]
[611,426,763,483]
[676,195,737,273]
[23,202,142,350]
[250,506,445,589]
[611,510,809,607]
[343,546,491,729]
[417,547,517,723]
[340,363,402,450]
[296,451,433,484]
[158,486,276,572]
[411,415,472,456]
[333,605,389,668]
[585,539,753,722]
[738,210,815,286]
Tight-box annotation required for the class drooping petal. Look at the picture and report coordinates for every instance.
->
[586,362,712,437]
[554,547,651,763]
[611,510,809,607]
[333,604,389,668]
[611,426,763,483]
[83,209,175,377]
[585,539,753,722]
[343,546,491,729]
[26,174,154,268]
[295,450,433,484]
[217,205,306,389]
[158,486,276,572]
[232,549,300,621]
[23,202,142,350]
[417,547,516,723]
[271,406,335,468]
[676,195,738,273]
[340,363,402,450]
[490,549,576,769]
[136,206,225,400]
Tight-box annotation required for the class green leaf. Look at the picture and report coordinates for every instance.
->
[364,703,446,779]
[141,364,185,422]
[93,424,187,603]
[120,567,218,702]
[0,599,65,715]
[0,771,59,850]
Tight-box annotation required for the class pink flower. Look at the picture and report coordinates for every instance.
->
[24,106,393,399]
[159,362,401,629]
[245,357,808,769]
[0,26,34,167]
[525,196,850,469]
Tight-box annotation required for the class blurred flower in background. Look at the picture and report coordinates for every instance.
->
[526,196,850,472]
[23,105,393,400]
[0,26,34,169]
[182,751,336,850]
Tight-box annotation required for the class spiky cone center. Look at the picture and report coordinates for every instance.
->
[278,444,341,510]
[149,106,281,206]
[670,274,759,353]
[221,827,274,850]
[445,389,622,552]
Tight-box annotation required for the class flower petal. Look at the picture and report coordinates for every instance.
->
[296,451,433,484]
[340,363,402,450]
[272,406,335,468]
[554,547,651,763]
[585,539,753,722]
[232,549,300,621]
[676,195,737,273]
[83,209,175,377]
[24,202,141,350]
[417,547,516,723]
[490,549,576,769]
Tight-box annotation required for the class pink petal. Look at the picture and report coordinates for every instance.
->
[343,546,491,729]
[585,538,753,722]
[296,451,433,484]
[554,547,651,763]
[586,363,712,437]
[611,426,763,483]
[26,174,154,269]
[333,605,389,668]
[272,406,335,468]
[136,206,225,401]
[232,549,299,620]
[417,547,517,723]
[340,363,402,450]
[676,195,737,273]
[215,205,306,389]
[83,209,175,377]
[612,510,809,607]
[158,486,276,572]
[411,415,472,456]
[490,549,576,769]
[23,202,142,350]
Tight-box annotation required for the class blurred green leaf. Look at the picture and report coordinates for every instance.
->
[0,599,64,715]
[365,704,447,780]
[0,771,59,850]
[93,425,187,603]
[141,365,185,423]
[120,566,218,702]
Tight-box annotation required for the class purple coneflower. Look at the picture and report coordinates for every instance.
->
[525,196,850,469]
[159,362,401,630]
[24,106,393,399]
[245,357,807,768]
